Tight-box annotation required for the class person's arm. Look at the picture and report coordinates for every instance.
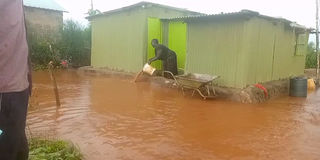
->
[23,6,32,96]
[27,56,32,96]
[148,48,162,64]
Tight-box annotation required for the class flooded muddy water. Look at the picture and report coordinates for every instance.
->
[27,70,320,160]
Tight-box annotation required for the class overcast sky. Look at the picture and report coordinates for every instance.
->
[55,0,317,41]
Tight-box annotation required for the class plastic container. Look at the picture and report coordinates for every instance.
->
[307,78,316,90]
[289,77,307,97]
[142,63,156,76]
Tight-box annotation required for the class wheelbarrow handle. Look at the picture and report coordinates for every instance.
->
[163,71,178,83]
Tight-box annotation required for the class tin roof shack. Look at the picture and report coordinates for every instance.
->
[162,10,310,88]
[23,0,66,40]
[87,2,201,72]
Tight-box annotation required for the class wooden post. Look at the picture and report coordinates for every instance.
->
[316,0,320,82]
[48,61,61,107]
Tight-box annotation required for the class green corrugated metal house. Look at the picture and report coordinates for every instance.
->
[87,1,201,72]
[88,2,310,88]
[162,10,310,88]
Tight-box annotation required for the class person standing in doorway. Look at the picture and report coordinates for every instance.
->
[0,0,32,159]
[148,39,178,77]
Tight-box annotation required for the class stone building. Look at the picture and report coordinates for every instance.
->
[23,0,66,40]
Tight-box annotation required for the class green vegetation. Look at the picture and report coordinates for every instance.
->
[28,20,91,69]
[305,42,317,69]
[29,40,61,70]
[29,138,82,160]
[58,20,91,67]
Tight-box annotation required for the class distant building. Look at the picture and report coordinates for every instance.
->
[23,0,66,40]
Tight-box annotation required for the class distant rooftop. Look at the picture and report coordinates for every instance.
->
[23,0,66,12]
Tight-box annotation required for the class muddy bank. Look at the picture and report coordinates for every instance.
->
[78,66,292,103]
[229,79,289,103]
[305,68,317,78]
[305,68,320,82]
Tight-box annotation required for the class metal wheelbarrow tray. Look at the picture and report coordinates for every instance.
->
[164,71,220,99]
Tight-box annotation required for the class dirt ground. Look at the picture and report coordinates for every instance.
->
[228,79,289,103]
[78,67,315,103]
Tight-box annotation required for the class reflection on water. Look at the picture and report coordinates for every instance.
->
[27,70,320,160]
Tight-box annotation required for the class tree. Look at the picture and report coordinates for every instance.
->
[306,42,317,68]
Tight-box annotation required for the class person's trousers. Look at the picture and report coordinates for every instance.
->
[163,53,178,78]
[0,89,29,160]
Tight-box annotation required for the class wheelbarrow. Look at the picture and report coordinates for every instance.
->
[164,71,220,100]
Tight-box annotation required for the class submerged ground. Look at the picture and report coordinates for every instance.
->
[28,70,320,160]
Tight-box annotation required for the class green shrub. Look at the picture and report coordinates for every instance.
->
[58,20,91,67]
[29,138,83,160]
[305,42,317,69]
[29,40,61,69]
[28,20,91,69]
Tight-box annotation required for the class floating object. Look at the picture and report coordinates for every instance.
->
[142,63,156,76]
[307,78,316,90]
[290,77,307,97]
[61,60,68,68]
[254,84,268,98]
[0,129,2,135]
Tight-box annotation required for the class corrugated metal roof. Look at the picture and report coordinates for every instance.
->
[162,10,310,30]
[163,10,291,23]
[87,1,202,20]
[23,0,66,12]
[163,10,246,19]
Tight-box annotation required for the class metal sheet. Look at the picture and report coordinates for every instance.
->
[168,21,187,69]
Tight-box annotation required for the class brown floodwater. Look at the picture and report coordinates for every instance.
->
[27,70,320,160]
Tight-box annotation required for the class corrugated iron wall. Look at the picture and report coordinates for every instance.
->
[91,6,197,72]
[168,21,187,69]
[243,17,308,86]
[147,17,163,69]
[186,19,247,88]
[91,9,146,72]
[185,17,308,88]
[241,17,274,86]
[270,23,307,80]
